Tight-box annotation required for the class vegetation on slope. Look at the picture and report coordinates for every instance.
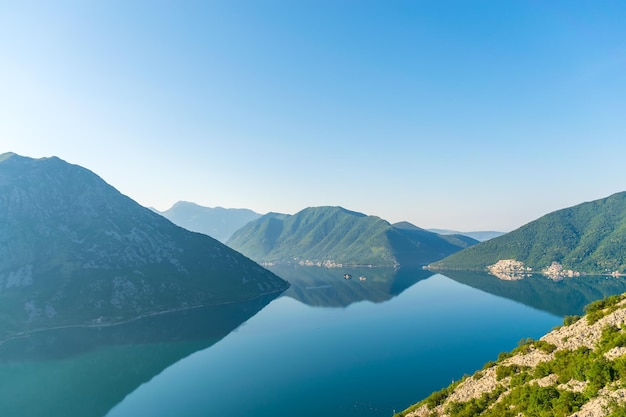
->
[429,192,626,274]
[396,293,626,417]
[227,207,476,267]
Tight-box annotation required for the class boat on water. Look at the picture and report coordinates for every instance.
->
[359,276,366,281]
[343,273,352,279]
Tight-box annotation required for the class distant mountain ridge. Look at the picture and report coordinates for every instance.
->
[0,152,288,338]
[157,201,261,243]
[427,229,505,242]
[227,206,477,267]
[430,192,626,274]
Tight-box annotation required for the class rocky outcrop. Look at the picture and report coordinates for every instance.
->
[487,259,532,280]
[543,262,581,280]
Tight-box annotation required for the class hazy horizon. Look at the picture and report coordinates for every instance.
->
[2,1,625,231]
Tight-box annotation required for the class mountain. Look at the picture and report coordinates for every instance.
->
[429,192,626,274]
[395,293,626,417]
[0,152,288,338]
[226,206,477,267]
[157,201,261,243]
[427,229,505,242]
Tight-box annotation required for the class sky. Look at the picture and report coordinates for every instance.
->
[1,1,625,232]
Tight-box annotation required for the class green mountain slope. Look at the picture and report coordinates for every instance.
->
[0,153,288,338]
[226,206,477,267]
[430,192,626,274]
[158,201,261,243]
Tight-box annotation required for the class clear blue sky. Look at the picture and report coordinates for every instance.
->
[2,1,625,231]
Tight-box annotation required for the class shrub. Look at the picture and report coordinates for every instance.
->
[531,340,557,354]
[564,315,581,326]
[493,384,584,417]
[509,371,532,388]
[496,364,529,381]
[585,295,625,324]
[607,401,626,417]
[423,379,463,410]
[445,386,505,417]
[513,337,535,355]
[597,325,626,354]
[585,295,623,314]
[587,310,606,325]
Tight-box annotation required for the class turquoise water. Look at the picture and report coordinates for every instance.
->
[3,270,626,417]
[107,272,561,417]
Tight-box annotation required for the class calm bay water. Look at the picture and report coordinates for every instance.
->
[2,268,626,417]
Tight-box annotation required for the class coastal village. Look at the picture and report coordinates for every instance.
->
[486,259,624,281]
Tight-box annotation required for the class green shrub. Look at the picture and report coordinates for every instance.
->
[533,361,552,379]
[445,386,505,417]
[585,295,625,324]
[564,315,581,326]
[597,325,626,354]
[424,387,451,409]
[607,400,626,417]
[496,364,530,381]
[488,384,584,417]
[587,310,606,325]
[584,357,616,398]
[612,357,626,380]
[510,371,533,388]
[585,295,623,314]
[534,340,558,354]
[423,379,463,410]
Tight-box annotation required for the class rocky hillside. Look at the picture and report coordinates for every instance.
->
[396,294,626,417]
[0,153,288,338]
[157,201,261,243]
[429,192,626,275]
[227,207,477,268]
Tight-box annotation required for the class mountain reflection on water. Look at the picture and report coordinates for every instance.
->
[267,265,434,307]
[4,269,626,417]
[439,270,626,316]
[0,294,278,417]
